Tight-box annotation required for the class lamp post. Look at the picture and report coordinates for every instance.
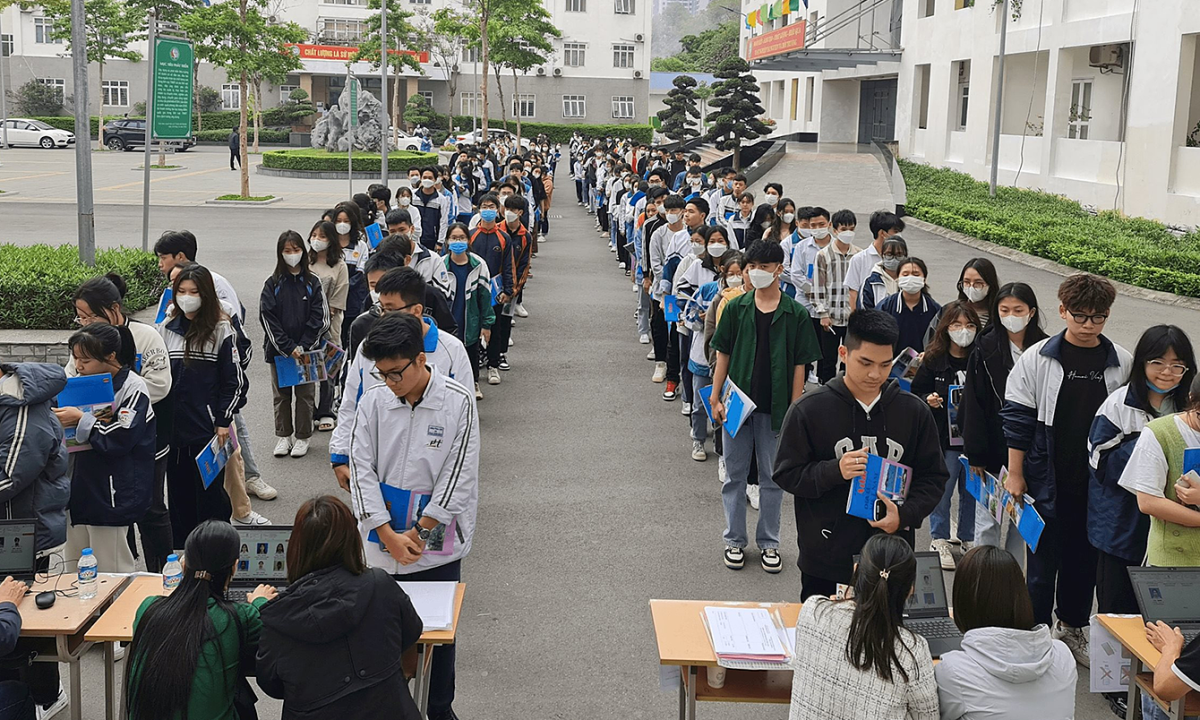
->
[989,0,1009,198]
[71,0,96,265]
[380,0,388,183]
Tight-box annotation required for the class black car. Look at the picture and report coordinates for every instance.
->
[102,119,194,152]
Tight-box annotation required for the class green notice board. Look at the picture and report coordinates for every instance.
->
[152,38,194,139]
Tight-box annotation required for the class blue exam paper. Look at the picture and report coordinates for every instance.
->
[490,276,502,306]
[698,384,714,424]
[195,432,238,489]
[155,289,173,324]
[365,222,384,249]
[57,374,116,452]
[1184,447,1200,476]
[663,294,681,323]
[846,454,912,521]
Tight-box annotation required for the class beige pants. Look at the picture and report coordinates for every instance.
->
[223,447,253,519]
[65,517,136,573]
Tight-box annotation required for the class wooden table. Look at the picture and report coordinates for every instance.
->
[1096,614,1200,720]
[411,583,466,717]
[18,573,127,720]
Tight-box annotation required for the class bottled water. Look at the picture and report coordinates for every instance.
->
[163,554,183,594]
[78,548,97,600]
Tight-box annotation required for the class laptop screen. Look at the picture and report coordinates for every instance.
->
[0,521,37,577]
[1131,568,1200,625]
[905,552,950,619]
[235,527,292,584]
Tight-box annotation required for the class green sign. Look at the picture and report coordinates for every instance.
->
[349,79,358,127]
[151,38,194,140]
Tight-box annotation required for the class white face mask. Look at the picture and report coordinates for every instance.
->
[369,290,381,304]
[798,228,813,239]
[963,285,989,303]
[335,222,351,235]
[310,237,329,253]
[409,176,421,187]
[726,275,744,288]
[175,295,202,314]
[837,230,854,244]
[708,243,728,258]
[748,269,776,289]
[666,212,681,225]
[421,178,435,189]
[812,227,830,240]
[949,328,977,347]
[765,194,779,206]
[398,196,412,207]
[504,210,520,224]
[282,252,303,267]
[782,212,796,224]
[690,242,706,257]
[897,275,925,294]
[1000,314,1031,333]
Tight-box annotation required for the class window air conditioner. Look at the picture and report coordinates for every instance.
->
[537,67,546,75]
[553,67,562,76]
[1089,45,1124,70]
[634,70,643,78]
[634,33,645,42]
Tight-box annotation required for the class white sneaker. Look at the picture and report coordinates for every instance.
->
[540,234,549,242]
[273,436,293,457]
[289,438,309,458]
[232,511,272,526]
[681,401,692,416]
[618,262,627,270]
[1053,621,1091,668]
[930,539,956,570]
[36,684,66,720]
[488,367,501,385]
[475,383,484,400]
[652,361,667,383]
[245,476,277,500]
[746,484,760,510]
[515,303,529,318]
[647,348,656,360]
[691,441,707,461]
[718,456,727,484]
[639,333,651,345]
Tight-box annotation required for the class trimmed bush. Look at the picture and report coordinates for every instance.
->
[195,128,290,143]
[449,117,653,143]
[0,246,164,330]
[899,160,1200,298]
[261,149,439,172]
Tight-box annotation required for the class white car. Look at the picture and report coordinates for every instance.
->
[454,128,530,148]
[1,118,75,148]
[386,128,427,151]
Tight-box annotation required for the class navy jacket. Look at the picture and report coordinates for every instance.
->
[412,189,443,250]
[961,324,1015,474]
[1087,384,1156,561]
[259,271,329,362]
[468,225,514,298]
[876,292,941,355]
[160,315,247,446]
[0,363,70,552]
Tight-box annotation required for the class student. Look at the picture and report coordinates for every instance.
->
[788,534,938,720]
[346,252,405,363]
[812,211,862,384]
[159,264,247,549]
[500,194,532,355]
[961,283,1047,547]
[256,496,424,720]
[648,195,687,385]
[723,192,756,249]
[679,226,728,461]
[858,236,908,311]
[710,240,821,573]
[391,191,425,239]
[761,198,797,244]
[927,260,1001,347]
[414,167,447,251]
[353,193,378,230]
[55,324,153,573]
[934,546,1077,720]
[441,223,495,400]
[153,230,243,322]
[348,313,479,720]
[307,220,349,432]
[876,258,941,356]
[845,210,905,312]
[469,193,515,386]
[367,184,392,221]
[749,182,782,245]
[372,234,457,336]
[259,230,328,460]
[127,520,276,720]
[332,201,373,345]
[912,301,980,570]
[780,205,820,301]
[775,309,949,599]
[671,223,708,412]
[788,207,832,379]
[1001,273,1131,663]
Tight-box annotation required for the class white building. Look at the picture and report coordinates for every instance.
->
[0,0,652,127]
[741,0,1200,228]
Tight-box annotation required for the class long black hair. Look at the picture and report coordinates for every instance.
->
[956,258,1000,314]
[332,200,365,247]
[74,273,128,324]
[68,322,136,370]
[766,197,796,242]
[990,282,1048,348]
[841,534,918,683]
[273,230,310,279]
[125,520,243,720]
[1129,325,1195,413]
[173,264,225,364]
[309,220,342,268]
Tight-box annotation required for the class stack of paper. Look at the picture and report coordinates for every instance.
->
[702,607,790,668]
[398,580,457,631]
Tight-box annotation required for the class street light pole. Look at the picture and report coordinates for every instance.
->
[989,0,1009,198]
[142,9,156,252]
[380,0,388,184]
[0,10,9,150]
[71,0,96,265]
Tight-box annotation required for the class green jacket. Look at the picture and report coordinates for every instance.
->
[441,252,496,345]
[710,289,821,432]
[1145,415,1200,567]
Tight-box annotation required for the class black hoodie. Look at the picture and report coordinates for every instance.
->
[961,324,1015,474]
[774,377,949,584]
[256,565,423,720]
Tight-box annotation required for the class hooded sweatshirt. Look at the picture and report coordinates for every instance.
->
[933,625,1077,720]
[773,377,949,583]
[0,363,70,552]
[256,565,423,720]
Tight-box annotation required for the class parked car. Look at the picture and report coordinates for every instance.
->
[101,119,195,152]
[0,118,74,148]
[453,128,530,148]
[386,128,427,152]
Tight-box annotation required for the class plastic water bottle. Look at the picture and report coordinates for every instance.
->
[78,548,97,600]
[163,554,183,595]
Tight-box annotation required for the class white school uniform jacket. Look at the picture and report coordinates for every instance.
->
[348,368,479,573]
[329,316,473,466]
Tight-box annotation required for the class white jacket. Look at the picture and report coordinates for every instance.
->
[348,369,479,573]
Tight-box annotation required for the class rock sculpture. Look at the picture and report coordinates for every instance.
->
[311,79,385,152]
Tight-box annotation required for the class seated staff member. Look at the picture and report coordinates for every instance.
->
[257,496,424,719]
[1145,621,1200,720]
[347,313,479,720]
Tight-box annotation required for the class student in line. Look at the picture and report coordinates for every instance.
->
[332,201,372,346]
[858,236,908,311]
[126,520,276,720]
[671,222,708,412]
[346,252,404,363]
[1001,273,1132,665]
[308,220,349,433]
[926,259,1001,347]
[912,300,980,570]
[372,234,458,336]
[257,496,424,719]
[648,195,687,386]
[390,192,425,241]
[845,210,905,312]
[260,231,329,461]
[934,546,1077,720]
[761,198,797,245]
[679,226,727,461]
[469,193,515,386]
[348,313,479,720]
[961,283,1046,547]
[812,210,862,385]
[876,257,940,356]
[55,324,153,573]
[788,534,938,720]
[440,223,495,401]
[775,309,949,600]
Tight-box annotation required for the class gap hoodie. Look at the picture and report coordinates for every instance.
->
[933,625,1077,720]
[774,376,948,584]
[0,363,69,551]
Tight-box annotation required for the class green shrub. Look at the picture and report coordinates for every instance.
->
[195,128,290,143]
[0,246,164,330]
[261,149,439,172]
[898,160,1200,298]
[449,117,653,143]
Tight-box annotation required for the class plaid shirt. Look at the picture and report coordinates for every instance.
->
[813,241,862,325]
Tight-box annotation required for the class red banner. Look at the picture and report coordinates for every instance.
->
[746,20,805,62]
[286,43,430,65]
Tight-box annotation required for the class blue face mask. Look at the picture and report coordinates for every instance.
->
[448,241,469,254]
[1147,380,1180,395]
[480,208,498,222]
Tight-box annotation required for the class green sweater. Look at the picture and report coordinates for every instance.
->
[1146,415,1200,567]
[130,595,269,720]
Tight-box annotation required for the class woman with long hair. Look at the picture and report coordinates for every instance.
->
[256,496,424,719]
[789,534,938,720]
[333,200,372,346]
[126,520,276,720]
[924,258,1000,347]
[762,197,797,244]
[307,220,348,432]
[679,226,729,463]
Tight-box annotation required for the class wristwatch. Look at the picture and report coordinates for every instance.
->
[415,524,435,542]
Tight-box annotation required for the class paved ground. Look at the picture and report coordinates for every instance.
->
[1,142,1185,718]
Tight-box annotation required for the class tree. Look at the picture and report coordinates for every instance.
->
[486,0,559,145]
[44,0,142,149]
[280,88,316,122]
[244,21,307,152]
[402,94,436,128]
[704,57,770,170]
[196,85,223,113]
[7,80,66,116]
[651,0,739,58]
[422,7,474,135]
[656,74,700,142]
[650,21,739,73]
[350,0,421,145]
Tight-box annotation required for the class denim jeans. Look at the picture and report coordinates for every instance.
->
[638,287,652,337]
[930,449,975,542]
[233,412,260,479]
[691,373,712,442]
[680,334,694,405]
[721,413,783,550]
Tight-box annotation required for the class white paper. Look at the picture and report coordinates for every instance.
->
[397,580,457,631]
[1089,617,1133,693]
[703,607,785,657]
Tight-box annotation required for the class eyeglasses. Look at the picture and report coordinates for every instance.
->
[948,322,978,332]
[1146,360,1189,377]
[959,280,988,290]
[370,359,415,385]
[1068,311,1109,325]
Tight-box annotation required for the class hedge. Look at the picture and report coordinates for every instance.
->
[449,117,653,143]
[260,149,439,172]
[0,246,164,330]
[898,160,1200,298]
[195,128,290,143]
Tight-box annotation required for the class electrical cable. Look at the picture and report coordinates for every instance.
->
[1013,0,1045,186]
[1113,0,1138,210]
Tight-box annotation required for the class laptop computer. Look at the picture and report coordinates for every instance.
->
[903,551,963,658]
[230,526,292,603]
[0,520,38,585]
[1129,566,1200,644]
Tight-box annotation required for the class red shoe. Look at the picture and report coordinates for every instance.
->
[662,381,678,401]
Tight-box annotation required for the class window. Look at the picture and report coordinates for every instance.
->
[462,47,479,63]
[918,0,935,18]
[419,90,435,105]
[323,0,367,4]
[1,34,12,58]
[1068,79,1092,140]
[38,78,65,102]
[612,44,634,68]
[511,93,535,118]
[34,17,60,44]
[563,42,586,67]
[101,80,129,107]
[615,0,634,13]
[915,64,931,129]
[566,0,586,10]
[804,76,814,122]
[460,92,477,116]
[222,83,241,110]
[611,95,634,119]
[320,18,365,42]
[563,95,586,118]
[410,0,432,5]
[279,84,299,103]
[954,59,970,130]
[790,78,798,121]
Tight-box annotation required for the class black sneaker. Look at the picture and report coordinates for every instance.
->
[1104,692,1127,719]
[498,354,511,371]
[761,549,783,573]
[724,546,744,570]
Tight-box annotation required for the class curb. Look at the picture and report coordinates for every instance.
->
[904,217,1200,312]
[133,166,186,171]
[0,191,19,198]
[205,197,283,206]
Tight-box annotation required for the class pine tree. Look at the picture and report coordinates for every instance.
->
[704,57,770,170]
[656,74,700,142]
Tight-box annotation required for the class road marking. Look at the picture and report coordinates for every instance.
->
[0,171,69,183]
[97,166,223,191]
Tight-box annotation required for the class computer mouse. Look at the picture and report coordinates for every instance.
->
[34,592,55,610]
